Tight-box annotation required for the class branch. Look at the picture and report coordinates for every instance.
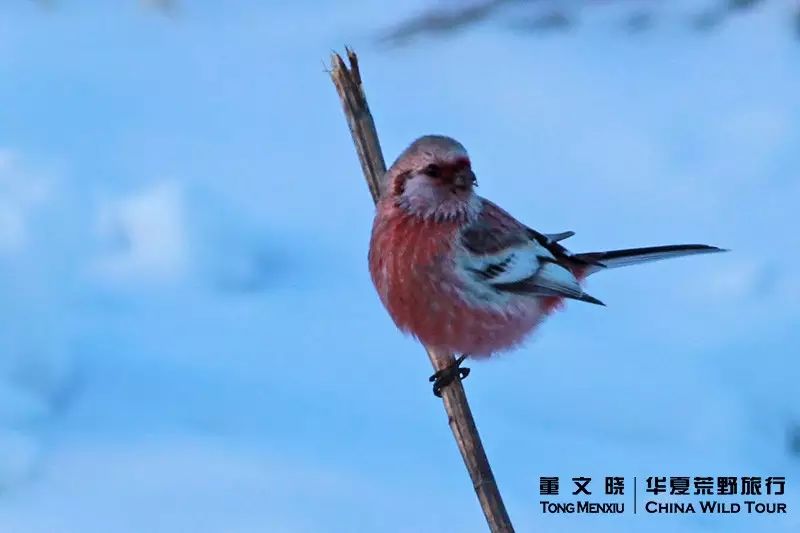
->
[329,48,515,533]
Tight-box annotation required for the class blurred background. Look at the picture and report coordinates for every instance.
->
[0,1,798,532]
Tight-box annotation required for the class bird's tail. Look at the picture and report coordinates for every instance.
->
[574,244,727,277]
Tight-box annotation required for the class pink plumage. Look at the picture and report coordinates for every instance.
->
[368,135,724,359]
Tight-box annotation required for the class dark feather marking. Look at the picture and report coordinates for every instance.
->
[574,244,727,274]
[544,231,575,243]
[585,244,722,261]
[492,276,605,306]
[525,227,603,269]
[467,255,513,281]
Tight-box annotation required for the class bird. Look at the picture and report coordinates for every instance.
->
[368,135,726,396]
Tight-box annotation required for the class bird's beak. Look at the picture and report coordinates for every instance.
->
[453,169,476,189]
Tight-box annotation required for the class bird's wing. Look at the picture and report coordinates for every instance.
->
[459,200,604,305]
[543,231,575,243]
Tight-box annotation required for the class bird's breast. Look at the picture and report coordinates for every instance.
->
[368,204,552,356]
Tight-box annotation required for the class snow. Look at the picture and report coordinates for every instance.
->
[92,181,189,283]
[0,1,797,531]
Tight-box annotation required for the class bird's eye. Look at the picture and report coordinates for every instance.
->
[424,164,442,178]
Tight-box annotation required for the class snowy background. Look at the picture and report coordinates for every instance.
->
[0,1,798,532]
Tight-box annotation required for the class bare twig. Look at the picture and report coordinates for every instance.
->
[329,48,514,533]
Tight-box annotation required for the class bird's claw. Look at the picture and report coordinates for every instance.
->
[429,354,470,397]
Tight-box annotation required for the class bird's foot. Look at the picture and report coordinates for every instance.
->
[429,354,470,397]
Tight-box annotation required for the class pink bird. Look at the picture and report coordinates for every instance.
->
[369,135,726,396]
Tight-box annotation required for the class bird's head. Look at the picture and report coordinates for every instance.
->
[385,135,479,220]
